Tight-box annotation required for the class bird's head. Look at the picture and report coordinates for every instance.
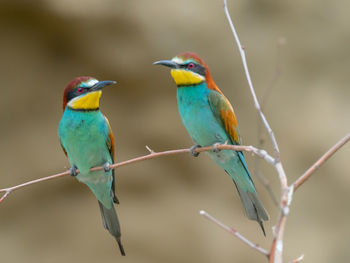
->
[154,52,220,91]
[62,76,116,111]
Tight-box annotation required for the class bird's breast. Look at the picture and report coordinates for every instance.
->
[58,109,112,175]
[176,85,229,146]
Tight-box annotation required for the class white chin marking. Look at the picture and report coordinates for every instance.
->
[172,57,184,64]
[86,79,98,86]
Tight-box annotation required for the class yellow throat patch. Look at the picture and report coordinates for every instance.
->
[68,91,102,110]
[170,69,205,86]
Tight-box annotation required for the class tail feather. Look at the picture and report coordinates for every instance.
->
[233,180,269,235]
[98,201,125,256]
[251,198,266,236]
[111,172,120,204]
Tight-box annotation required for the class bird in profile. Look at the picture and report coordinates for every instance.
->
[58,76,125,255]
[154,52,269,234]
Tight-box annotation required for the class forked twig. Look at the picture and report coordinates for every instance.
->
[203,1,350,263]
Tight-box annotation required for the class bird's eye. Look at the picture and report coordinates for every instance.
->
[187,63,195,69]
[77,87,84,93]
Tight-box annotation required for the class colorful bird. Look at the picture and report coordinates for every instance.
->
[58,76,125,255]
[154,52,269,234]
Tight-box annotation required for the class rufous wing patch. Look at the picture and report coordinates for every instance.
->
[104,115,115,162]
[219,109,239,143]
[208,90,241,144]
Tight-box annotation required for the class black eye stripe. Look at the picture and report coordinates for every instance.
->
[66,87,88,102]
[180,63,206,76]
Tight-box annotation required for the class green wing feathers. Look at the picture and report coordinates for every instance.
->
[98,201,125,255]
[209,90,269,233]
[104,115,119,204]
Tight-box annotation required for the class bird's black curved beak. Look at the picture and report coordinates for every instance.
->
[90,80,116,91]
[153,60,179,69]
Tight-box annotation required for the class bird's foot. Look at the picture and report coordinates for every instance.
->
[70,165,78,177]
[103,162,111,172]
[212,143,221,153]
[190,145,201,157]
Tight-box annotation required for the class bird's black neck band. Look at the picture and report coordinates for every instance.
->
[67,106,99,112]
[177,81,205,88]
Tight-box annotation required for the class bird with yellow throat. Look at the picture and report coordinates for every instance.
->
[58,76,125,255]
[154,52,269,234]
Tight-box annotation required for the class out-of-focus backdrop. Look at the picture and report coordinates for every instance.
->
[1,0,349,262]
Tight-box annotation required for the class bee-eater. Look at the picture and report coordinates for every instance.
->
[154,52,269,234]
[58,76,125,255]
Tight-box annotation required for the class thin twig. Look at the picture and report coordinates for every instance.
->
[253,38,286,207]
[145,145,155,154]
[293,133,350,192]
[223,2,349,263]
[0,170,70,203]
[223,0,281,160]
[289,254,304,263]
[267,133,350,263]
[256,37,285,160]
[254,171,279,206]
[223,2,289,262]
[0,143,274,203]
[261,37,286,111]
[200,210,269,257]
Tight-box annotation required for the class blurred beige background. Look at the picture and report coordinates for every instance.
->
[1,0,350,262]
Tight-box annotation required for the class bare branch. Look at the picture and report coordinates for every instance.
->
[269,211,288,263]
[0,143,274,203]
[223,0,281,160]
[253,38,286,207]
[293,133,350,192]
[223,2,290,262]
[223,2,348,263]
[261,37,286,111]
[289,254,304,263]
[0,190,10,203]
[0,170,70,203]
[200,210,269,257]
